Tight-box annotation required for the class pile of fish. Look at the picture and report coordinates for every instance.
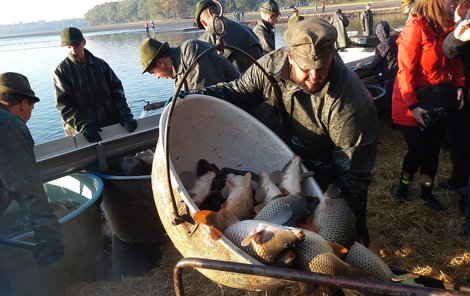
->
[180,155,394,286]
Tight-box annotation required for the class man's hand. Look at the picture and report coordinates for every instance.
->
[120,115,137,133]
[411,106,428,127]
[82,123,102,142]
[454,19,470,42]
[164,90,201,106]
[33,240,64,267]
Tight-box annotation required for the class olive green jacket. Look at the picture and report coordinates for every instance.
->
[171,39,240,91]
[253,19,275,55]
[199,16,263,73]
[202,48,378,204]
[0,105,62,243]
[53,49,133,136]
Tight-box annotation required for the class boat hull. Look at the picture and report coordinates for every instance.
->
[152,95,323,291]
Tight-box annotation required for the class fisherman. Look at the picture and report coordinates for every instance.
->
[195,0,263,73]
[360,3,374,37]
[183,19,378,246]
[253,0,281,55]
[400,0,415,21]
[139,37,240,91]
[0,72,64,294]
[329,9,350,51]
[53,27,137,143]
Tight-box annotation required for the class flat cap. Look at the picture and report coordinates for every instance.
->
[61,27,84,47]
[284,19,337,70]
[140,37,170,74]
[260,0,281,16]
[194,0,219,29]
[0,72,40,102]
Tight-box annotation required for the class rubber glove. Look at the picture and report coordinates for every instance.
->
[83,123,103,142]
[164,90,200,106]
[120,115,137,133]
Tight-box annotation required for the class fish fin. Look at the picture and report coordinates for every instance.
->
[240,233,257,247]
[268,209,293,225]
[300,171,315,180]
[328,242,349,256]
[179,171,195,189]
[279,187,290,195]
[220,184,230,199]
[219,208,239,227]
[269,170,284,185]
[254,203,266,214]
[193,210,217,225]
[254,188,267,203]
[242,172,252,186]
[241,227,266,247]
[209,226,223,241]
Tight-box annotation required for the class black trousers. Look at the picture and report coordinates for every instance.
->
[446,105,470,187]
[396,122,447,183]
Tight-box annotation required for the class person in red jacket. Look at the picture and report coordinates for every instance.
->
[391,0,465,210]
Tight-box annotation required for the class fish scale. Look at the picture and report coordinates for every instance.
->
[294,229,352,276]
[254,193,311,226]
[344,242,394,281]
[313,196,356,246]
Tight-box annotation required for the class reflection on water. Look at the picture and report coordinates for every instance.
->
[0,13,406,144]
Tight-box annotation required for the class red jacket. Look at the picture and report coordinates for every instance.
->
[392,17,465,126]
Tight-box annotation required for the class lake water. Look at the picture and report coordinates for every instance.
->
[0,13,406,144]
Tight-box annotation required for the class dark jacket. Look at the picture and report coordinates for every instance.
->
[201,48,378,208]
[444,21,470,91]
[53,49,133,136]
[360,21,398,83]
[0,105,61,243]
[171,39,240,91]
[253,19,275,55]
[199,16,263,73]
[329,11,349,49]
[360,9,374,36]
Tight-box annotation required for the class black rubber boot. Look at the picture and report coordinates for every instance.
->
[392,181,409,202]
[421,185,446,211]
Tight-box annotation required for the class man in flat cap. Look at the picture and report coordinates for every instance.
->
[253,0,281,55]
[139,37,239,91]
[195,0,263,73]
[53,27,137,143]
[0,72,64,294]
[192,19,378,246]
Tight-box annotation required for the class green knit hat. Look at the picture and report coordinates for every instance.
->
[260,0,281,16]
[0,72,40,102]
[195,0,218,29]
[139,37,170,74]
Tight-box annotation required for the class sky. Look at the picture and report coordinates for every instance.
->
[0,0,113,25]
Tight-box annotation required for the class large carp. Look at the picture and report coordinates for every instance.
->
[270,155,303,195]
[344,242,394,281]
[312,184,356,246]
[224,220,305,265]
[220,173,254,220]
[179,170,216,207]
[254,171,283,211]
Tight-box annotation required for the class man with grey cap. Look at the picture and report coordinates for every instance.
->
[191,19,378,246]
[195,0,263,73]
[53,27,137,143]
[253,0,281,55]
[139,37,239,91]
[0,72,64,294]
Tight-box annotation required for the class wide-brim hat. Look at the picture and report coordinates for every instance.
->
[260,0,281,16]
[284,19,337,70]
[140,37,170,74]
[195,0,218,29]
[61,27,84,47]
[0,72,40,102]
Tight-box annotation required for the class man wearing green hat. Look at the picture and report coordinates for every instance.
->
[139,37,239,91]
[0,72,64,294]
[53,27,137,143]
[195,0,263,73]
[189,19,378,246]
[253,0,281,55]
[400,0,415,20]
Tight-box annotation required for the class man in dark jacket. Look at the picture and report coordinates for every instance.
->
[195,0,263,73]
[360,4,374,36]
[253,0,281,55]
[0,72,64,294]
[139,37,239,91]
[193,19,378,246]
[53,27,137,143]
[329,9,349,51]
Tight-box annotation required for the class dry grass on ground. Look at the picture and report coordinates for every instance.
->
[60,119,470,296]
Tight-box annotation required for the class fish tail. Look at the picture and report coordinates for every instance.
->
[193,210,218,225]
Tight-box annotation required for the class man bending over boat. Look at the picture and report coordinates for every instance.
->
[182,19,378,247]
[53,27,137,143]
[0,72,64,294]
[139,37,240,91]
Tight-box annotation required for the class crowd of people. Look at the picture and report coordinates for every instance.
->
[1,0,470,294]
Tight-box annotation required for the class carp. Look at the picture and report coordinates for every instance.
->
[312,184,356,246]
[224,220,305,265]
[344,242,394,282]
[294,229,352,276]
[254,192,319,226]
[220,173,254,220]
[270,155,303,195]
[179,170,216,207]
[254,171,284,210]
